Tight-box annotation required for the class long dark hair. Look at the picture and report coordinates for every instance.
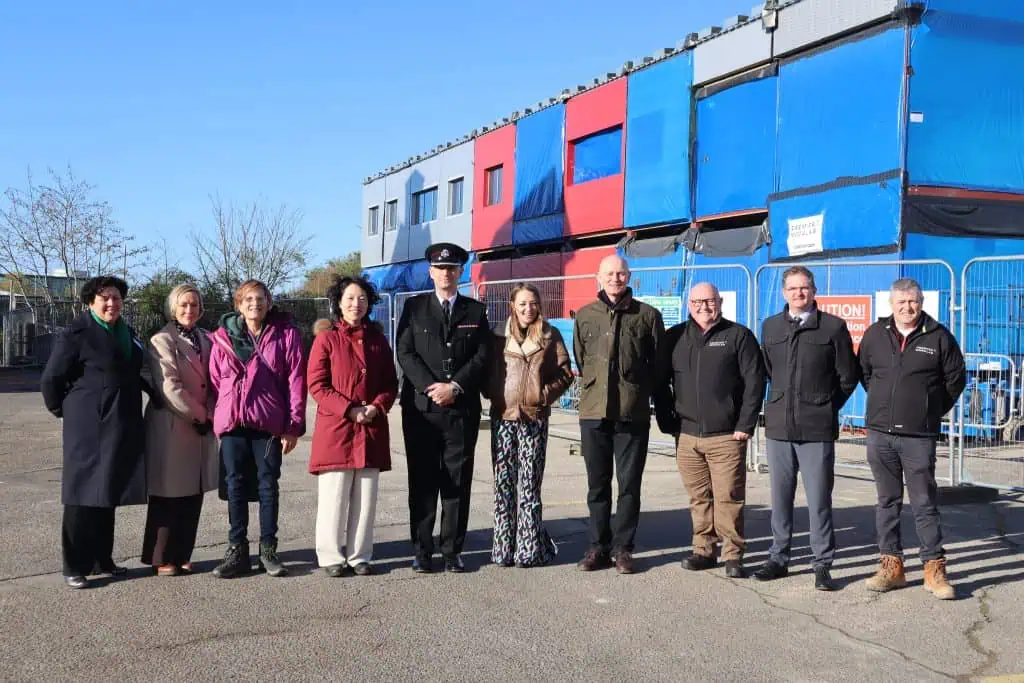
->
[326,276,379,323]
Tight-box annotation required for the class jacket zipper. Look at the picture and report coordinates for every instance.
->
[887,326,918,433]
[695,327,703,437]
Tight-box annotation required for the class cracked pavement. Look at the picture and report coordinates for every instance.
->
[1,387,1023,682]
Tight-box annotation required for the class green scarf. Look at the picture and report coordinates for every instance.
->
[90,310,133,359]
[219,311,258,363]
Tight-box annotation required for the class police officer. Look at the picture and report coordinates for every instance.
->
[396,242,490,573]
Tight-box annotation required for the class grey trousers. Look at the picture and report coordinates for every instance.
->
[766,439,836,568]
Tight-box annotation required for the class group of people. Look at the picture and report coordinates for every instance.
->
[41,241,967,602]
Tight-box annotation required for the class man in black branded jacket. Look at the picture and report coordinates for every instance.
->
[858,278,965,600]
[753,266,859,591]
[654,282,765,578]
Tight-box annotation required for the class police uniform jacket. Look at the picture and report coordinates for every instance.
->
[396,292,490,414]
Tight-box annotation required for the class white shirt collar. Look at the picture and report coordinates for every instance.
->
[436,291,458,308]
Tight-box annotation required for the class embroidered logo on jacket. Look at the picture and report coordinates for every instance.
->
[708,341,727,347]
[915,346,936,355]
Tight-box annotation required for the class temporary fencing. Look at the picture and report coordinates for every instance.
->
[752,259,958,480]
[959,256,1024,491]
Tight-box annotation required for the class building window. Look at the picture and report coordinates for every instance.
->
[485,165,503,206]
[570,126,623,185]
[447,177,464,216]
[384,199,398,231]
[411,187,438,225]
[367,205,380,236]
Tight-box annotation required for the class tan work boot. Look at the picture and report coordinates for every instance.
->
[923,558,956,600]
[864,555,907,592]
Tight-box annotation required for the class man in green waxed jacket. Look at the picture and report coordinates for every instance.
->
[572,255,665,575]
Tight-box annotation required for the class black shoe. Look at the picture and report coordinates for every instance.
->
[212,543,251,579]
[815,566,837,592]
[95,561,128,577]
[352,563,374,576]
[444,554,465,573]
[324,564,346,578]
[258,541,288,577]
[754,561,789,582]
[412,555,433,573]
[725,560,746,579]
[681,553,717,571]
[64,575,88,589]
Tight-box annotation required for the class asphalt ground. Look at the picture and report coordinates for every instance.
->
[1,370,1023,682]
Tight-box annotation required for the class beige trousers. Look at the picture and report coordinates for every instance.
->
[315,469,380,567]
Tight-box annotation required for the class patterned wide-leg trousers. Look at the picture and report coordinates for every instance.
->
[491,417,557,567]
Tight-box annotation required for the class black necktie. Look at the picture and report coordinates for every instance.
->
[442,299,451,327]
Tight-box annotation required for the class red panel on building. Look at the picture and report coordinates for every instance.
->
[559,245,617,318]
[564,79,627,238]
[472,126,516,251]
[471,258,513,297]
[510,252,563,279]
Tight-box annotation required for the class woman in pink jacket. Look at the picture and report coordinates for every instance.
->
[208,279,307,579]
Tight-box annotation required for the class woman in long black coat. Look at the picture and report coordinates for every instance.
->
[41,275,159,589]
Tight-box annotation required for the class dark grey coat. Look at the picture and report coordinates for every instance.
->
[41,312,157,507]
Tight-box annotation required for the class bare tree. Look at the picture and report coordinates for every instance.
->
[0,166,149,307]
[190,194,313,296]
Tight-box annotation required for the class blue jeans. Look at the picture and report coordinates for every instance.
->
[221,428,282,545]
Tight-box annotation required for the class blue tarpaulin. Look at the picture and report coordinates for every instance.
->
[362,263,407,293]
[908,9,1024,192]
[572,127,622,185]
[402,259,432,292]
[768,174,902,259]
[513,105,565,222]
[512,214,564,245]
[776,28,906,193]
[696,76,778,217]
[624,52,693,228]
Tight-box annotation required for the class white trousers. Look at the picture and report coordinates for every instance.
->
[315,469,380,567]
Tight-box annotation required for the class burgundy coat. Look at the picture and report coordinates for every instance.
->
[307,321,398,473]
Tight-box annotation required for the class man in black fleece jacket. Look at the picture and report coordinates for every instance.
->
[858,278,965,600]
[655,282,765,579]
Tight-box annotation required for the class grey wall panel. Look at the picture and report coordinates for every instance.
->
[361,178,386,268]
[405,154,444,259]
[382,172,410,263]
[774,0,901,56]
[694,21,773,85]
[408,141,474,258]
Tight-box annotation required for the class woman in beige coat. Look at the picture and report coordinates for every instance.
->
[142,283,218,576]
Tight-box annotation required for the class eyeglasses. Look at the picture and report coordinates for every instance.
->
[689,298,718,309]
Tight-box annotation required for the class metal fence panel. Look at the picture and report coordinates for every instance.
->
[392,283,476,365]
[752,259,957,479]
[960,256,1024,491]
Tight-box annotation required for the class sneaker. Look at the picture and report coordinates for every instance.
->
[923,558,956,600]
[259,542,288,577]
[864,555,907,592]
[576,549,612,571]
[352,563,374,576]
[212,543,251,579]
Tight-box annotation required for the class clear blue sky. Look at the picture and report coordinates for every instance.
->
[0,0,754,279]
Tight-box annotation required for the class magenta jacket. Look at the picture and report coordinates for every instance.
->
[208,311,308,438]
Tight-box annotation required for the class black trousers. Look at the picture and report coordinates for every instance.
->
[141,494,204,567]
[62,505,116,576]
[579,419,650,554]
[403,407,480,557]
[866,430,945,562]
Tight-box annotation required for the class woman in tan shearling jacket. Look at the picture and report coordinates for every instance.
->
[483,283,573,567]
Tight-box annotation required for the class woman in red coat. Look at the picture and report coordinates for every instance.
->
[307,276,398,577]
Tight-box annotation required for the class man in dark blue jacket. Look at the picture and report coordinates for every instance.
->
[753,266,859,591]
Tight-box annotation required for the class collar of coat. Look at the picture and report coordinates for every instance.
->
[598,287,634,312]
[503,318,547,358]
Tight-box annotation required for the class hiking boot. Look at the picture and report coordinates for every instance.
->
[258,541,288,577]
[864,555,907,592]
[213,543,251,579]
[923,558,956,600]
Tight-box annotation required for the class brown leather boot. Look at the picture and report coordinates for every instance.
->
[864,555,907,592]
[923,558,956,600]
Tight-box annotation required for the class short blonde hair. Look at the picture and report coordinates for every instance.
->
[233,279,272,309]
[165,283,204,322]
